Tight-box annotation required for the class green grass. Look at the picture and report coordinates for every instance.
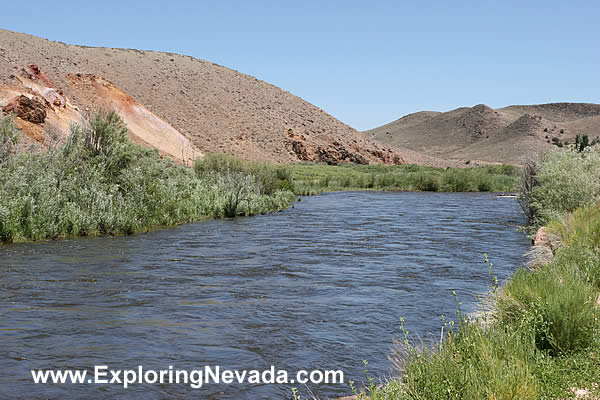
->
[287,162,519,195]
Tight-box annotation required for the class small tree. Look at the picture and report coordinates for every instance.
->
[68,111,134,178]
[575,134,590,152]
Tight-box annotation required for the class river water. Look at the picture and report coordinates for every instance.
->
[0,192,530,399]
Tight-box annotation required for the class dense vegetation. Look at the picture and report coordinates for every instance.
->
[345,147,600,400]
[288,163,519,195]
[0,113,295,243]
[0,113,518,245]
[519,147,600,227]
[194,154,519,196]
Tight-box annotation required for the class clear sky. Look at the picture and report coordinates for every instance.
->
[2,1,599,130]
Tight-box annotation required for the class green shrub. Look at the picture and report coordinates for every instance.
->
[523,148,600,226]
[195,153,294,196]
[442,169,473,192]
[286,163,518,194]
[411,172,440,191]
[0,113,295,243]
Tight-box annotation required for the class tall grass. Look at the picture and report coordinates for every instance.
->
[395,320,539,400]
[0,113,295,243]
[195,153,295,196]
[288,163,519,194]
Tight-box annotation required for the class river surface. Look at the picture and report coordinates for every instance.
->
[0,192,530,399]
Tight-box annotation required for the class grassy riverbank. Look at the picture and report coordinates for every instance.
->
[351,147,600,400]
[288,163,519,195]
[198,154,520,196]
[0,113,518,244]
[0,113,295,243]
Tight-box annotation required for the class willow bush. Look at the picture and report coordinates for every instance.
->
[520,147,600,226]
[0,114,295,243]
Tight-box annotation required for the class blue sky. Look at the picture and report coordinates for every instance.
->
[2,1,599,130]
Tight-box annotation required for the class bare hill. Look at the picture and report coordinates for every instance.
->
[365,103,600,165]
[0,29,416,165]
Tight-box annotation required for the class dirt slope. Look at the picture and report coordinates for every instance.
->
[365,103,600,165]
[0,29,416,165]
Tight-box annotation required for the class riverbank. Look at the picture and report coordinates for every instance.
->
[197,153,520,196]
[349,147,600,399]
[0,114,519,244]
[0,113,296,244]
[287,162,519,195]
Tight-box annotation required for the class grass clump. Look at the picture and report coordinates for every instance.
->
[497,263,597,355]
[397,322,538,400]
[0,113,295,243]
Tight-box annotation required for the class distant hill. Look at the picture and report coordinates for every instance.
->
[364,103,600,164]
[0,29,425,165]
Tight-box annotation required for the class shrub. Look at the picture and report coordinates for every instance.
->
[442,169,473,192]
[518,157,539,222]
[195,153,294,196]
[0,113,295,243]
[575,134,590,153]
[411,172,440,191]
[523,148,600,226]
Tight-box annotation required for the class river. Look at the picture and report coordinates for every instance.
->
[0,191,530,399]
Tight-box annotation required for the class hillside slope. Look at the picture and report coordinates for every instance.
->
[0,29,411,165]
[365,103,600,164]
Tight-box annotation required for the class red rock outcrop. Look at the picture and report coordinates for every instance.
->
[2,95,47,124]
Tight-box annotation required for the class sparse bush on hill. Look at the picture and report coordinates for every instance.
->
[575,134,590,152]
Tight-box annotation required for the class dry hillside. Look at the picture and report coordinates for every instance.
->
[365,103,600,165]
[0,29,417,165]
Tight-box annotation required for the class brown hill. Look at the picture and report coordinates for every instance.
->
[0,29,416,165]
[365,103,600,165]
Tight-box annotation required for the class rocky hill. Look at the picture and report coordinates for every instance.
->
[365,103,600,164]
[0,29,414,165]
